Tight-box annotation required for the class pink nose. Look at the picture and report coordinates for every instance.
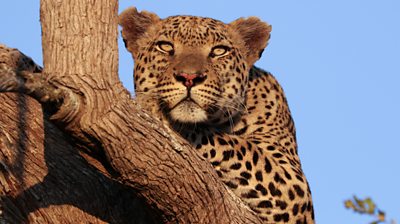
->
[175,73,206,88]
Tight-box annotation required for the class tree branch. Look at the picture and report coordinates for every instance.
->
[0,0,265,223]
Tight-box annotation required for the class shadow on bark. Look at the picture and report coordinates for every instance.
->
[0,93,162,223]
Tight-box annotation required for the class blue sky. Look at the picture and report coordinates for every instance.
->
[1,1,399,223]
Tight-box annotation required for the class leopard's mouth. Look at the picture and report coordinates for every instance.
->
[170,95,200,109]
[168,97,208,123]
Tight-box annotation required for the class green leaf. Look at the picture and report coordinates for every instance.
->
[377,210,386,222]
[364,197,376,214]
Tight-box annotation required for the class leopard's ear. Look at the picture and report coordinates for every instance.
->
[229,17,272,65]
[119,7,160,56]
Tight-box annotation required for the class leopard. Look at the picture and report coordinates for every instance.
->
[119,7,314,224]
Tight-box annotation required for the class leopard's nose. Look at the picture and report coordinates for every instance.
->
[174,73,207,88]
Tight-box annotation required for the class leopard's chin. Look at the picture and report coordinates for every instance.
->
[169,100,208,123]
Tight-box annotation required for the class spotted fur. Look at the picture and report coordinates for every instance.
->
[120,7,314,223]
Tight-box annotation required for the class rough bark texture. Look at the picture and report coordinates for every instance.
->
[0,93,159,224]
[0,0,264,223]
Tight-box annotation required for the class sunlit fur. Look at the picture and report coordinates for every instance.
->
[120,7,314,223]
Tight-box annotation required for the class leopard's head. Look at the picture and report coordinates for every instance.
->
[119,7,271,124]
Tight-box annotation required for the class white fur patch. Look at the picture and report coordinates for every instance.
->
[169,101,208,123]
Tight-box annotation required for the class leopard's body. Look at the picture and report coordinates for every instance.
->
[120,7,314,223]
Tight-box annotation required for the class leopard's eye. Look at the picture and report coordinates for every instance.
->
[210,45,230,57]
[156,41,174,55]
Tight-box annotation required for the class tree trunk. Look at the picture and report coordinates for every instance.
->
[0,93,159,224]
[0,0,264,223]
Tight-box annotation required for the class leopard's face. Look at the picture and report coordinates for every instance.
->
[134,17,250,124]
[120,8,271,124]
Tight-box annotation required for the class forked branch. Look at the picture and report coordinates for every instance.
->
[0,0,266,223]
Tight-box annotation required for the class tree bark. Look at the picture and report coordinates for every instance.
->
[0,0,264,223]
[0,93,159,224]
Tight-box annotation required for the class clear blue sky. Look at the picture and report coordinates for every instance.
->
[1,1,399,223]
